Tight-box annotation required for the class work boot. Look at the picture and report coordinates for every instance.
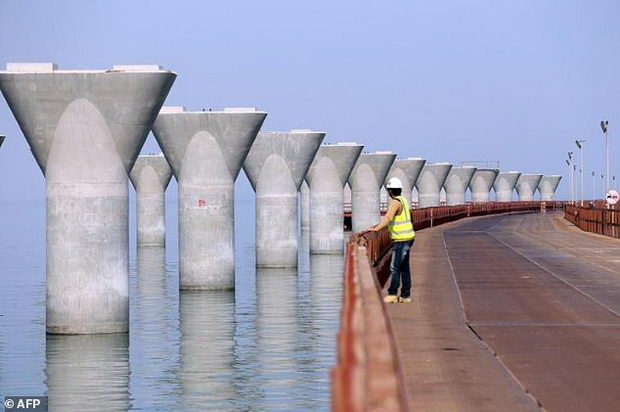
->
[383,295,399,304]
[398,297,411,303]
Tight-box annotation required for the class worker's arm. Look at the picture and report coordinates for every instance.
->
[369,198,401,231]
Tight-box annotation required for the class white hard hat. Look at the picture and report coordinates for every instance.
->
[386,177,403,189]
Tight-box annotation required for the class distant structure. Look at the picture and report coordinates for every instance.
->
[129,154,173,248]
[469,168,500,202]
[153,106,266,289]
[305,142,363,254]
[348,152,396,232]
[538,175,562,201]
[444,166,476,205]
[494,171,521,202]
[516,174,543,201]
[416,163,452,208]
[244,130,324,268]
[0,63,175,334]
[385,157,426,207]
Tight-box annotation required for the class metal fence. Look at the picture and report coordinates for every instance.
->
[564,204,620,238]
[331,233,409,412]
[333,201,558,411]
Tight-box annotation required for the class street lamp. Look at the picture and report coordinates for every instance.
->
[600,120,610,194]
[568,151,574,203]
[576,139,586,206]
[592,171,596,203]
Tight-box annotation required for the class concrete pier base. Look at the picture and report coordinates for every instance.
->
[244,130,324,267]
[153,106,266,290]
[300,181,310,232]
[0,63,175,334]
[444,166,476,205]
[306,143,363,254]
[385,157,426,206]
[516,174,543,201]
[538,175,562,201]
[348,152,396,233]
[416,163,452,208]
[494,171,521,202]
[129,154,173,247]
[469,168,500,202]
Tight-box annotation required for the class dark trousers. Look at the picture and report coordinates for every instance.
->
[387,239,414,298]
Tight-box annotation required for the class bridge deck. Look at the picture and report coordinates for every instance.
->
[386,211,620,411]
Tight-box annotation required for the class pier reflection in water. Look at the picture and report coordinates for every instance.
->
[179,290,238,410]
[130,247,181,410]
[45,334,130,411]
[1,200,343,411]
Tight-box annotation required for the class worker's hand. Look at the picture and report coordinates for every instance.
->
[368,226,378,232]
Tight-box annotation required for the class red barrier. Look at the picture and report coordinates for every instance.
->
[332,201,561,411]
[564,203,620,238]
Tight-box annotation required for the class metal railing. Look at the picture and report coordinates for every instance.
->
[332,231,409,412]
[564,204,620,238]
[333,201,561,411]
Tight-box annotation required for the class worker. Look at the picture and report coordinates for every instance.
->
[369,177,415,303]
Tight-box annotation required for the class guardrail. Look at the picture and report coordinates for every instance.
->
[331,231,409,412]
[564,204,620,238]
[332,201,561,412]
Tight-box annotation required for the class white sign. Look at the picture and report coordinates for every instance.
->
[606,189,619,205]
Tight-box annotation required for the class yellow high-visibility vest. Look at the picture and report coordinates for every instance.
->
[388,196,415,241]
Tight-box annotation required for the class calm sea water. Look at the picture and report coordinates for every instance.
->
[0,196,343,411]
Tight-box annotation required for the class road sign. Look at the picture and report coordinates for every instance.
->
[606,189,619,205]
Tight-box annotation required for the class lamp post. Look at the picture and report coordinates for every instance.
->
[568,151,574,203]
[600,120,610,194]
[592,171,596,203]
[576,139,586,206]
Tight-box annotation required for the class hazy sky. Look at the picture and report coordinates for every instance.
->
[1,0,619,201]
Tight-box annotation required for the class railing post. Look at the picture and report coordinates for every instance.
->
[430,207,434,228]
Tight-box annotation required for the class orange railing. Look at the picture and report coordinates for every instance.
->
[332,234,409,412]
[332,201,562,412]
[564,203,620,238]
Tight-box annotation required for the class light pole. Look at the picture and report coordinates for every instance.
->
[565,159,571,202]
[568,151,574,203]
[600,120,610,194]
[576,139,586,206]
[592,171,595,202]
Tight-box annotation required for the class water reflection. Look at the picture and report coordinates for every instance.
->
[309,254,343,385]
[130,247,180,410]
[178,290,237,410]
[45,333,129,411]
[255,267,301,410]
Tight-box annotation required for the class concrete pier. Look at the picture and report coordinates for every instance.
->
[300,181,310,232]
[443,166,476,205]
[385,158,426,206]
[305,142,363,254]
[153,107,266,289]
[0,63,175,334]
[244,130,325,267]
[469,168,500,202]
[515,174,543,201]
[494,171,521,202]
[415,163,452,208]
[538,175,562,201]
[129,154,173,247]
[348,151,396,233]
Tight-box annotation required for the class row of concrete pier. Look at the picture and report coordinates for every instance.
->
[0,63,561,334]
